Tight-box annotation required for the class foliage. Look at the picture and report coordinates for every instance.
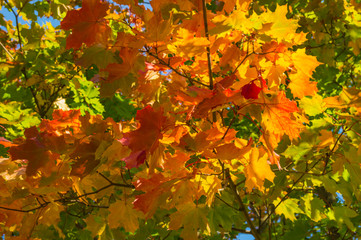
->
[0,0,361,239]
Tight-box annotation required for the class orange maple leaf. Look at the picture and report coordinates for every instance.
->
[193,88,242,118]
[133,173,174,218]
[245,148,275,192]
[40,109,82,135]
[259,91,303,142]
[61,0,110,49]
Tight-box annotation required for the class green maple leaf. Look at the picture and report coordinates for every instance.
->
[274,198,303,221]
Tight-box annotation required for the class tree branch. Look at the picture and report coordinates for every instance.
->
[260,128,345,229]
[146,49,208,87]
[201,0,213,90]
[215,195,240,212]
[0,203,48,213]
[225,169,261,240]
[0,179,134,213]
[232,227,252,234]
[201,0,217,122]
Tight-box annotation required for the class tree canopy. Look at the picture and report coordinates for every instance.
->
[1,0,361,239]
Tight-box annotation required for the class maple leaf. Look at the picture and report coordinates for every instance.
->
[162,151,190,173]
[38,203,64,226]
[193,88,242,118]
[69,140,101,177]
[1,200,25,228]
[121,150,146,169]
[288,71,318,98]
[215,74,237,89]
[261,41,287,62]
[168,28,210,57]
[60,0,110,49]
[260,91,304,142]
[169,203,208,240]
[245,148,275,192]
[265,63,287,89]
[120,106,170,168]
[142,10,173,43]
[136,62,163,104]
[174,86,213,106]
[8,127,56,176]
[240,75,267,100]
[108,198,144,232]
[274,198,303,221]
[241,80,262,99]
[260,5,300,43]
[292,49,321,79]
[133,173,175,218]
[215,142,250,161]
[39,109,82,135]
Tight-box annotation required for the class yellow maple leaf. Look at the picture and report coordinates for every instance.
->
[108,198,144,232]
[167,28,210,58]
[317,129,335,150]
[260,5,300,42]
[196,174,223,206]
[288,71,318,98]
[85,215,106,238]
[292,49,321,79]
[245,148,275,192]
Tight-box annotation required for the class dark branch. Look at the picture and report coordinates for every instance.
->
[225,169,261,240]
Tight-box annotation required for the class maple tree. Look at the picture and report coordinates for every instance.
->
[1,0,361,239]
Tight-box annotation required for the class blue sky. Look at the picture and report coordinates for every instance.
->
[237,233,255,240]
[0,6,60,28]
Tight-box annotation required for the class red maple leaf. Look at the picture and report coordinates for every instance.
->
[241,81,262,99]
[120,106,168,168]
[8,127,55,176]
[241,76,267,99]
[121,106,167,153]
[60,0,110,49]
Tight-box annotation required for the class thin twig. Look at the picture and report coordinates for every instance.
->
[0,203,47,213]
[201,0,213,90]
[0,41,15,60]
[162,230,172,240]
[146,49,208,87]
[221,115,236,140]
[0,179,134,213]
[215,195,240,211]
[232,53,253,75]
[97,171,134,188]
[232,227,252,234]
